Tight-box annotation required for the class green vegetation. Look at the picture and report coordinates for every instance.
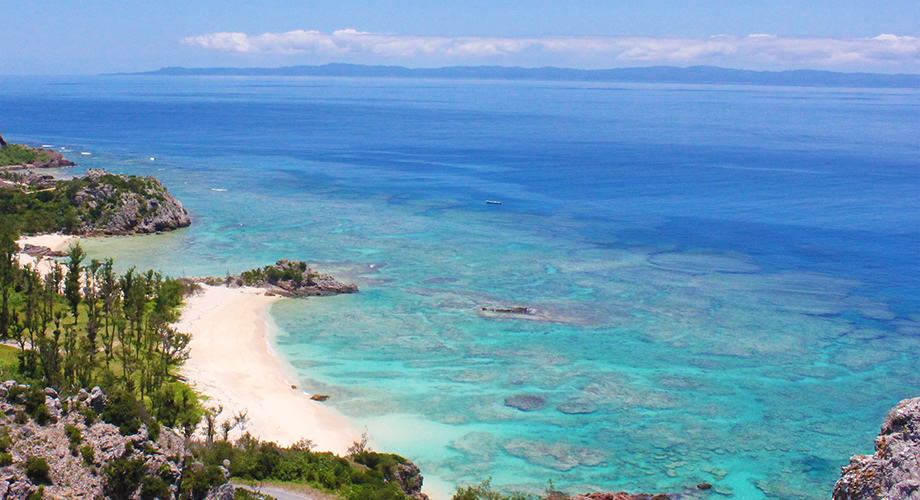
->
[0,170,171,234]
[233,489,278,500]
[0,144,38,168]
[80,445,94,465]
[191,435,419,500]
[24,456,51,484]
[236,260,313,287]
[0,218,203,434]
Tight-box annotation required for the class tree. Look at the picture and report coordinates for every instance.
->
[0,216,19,339]
[64,242,85,324]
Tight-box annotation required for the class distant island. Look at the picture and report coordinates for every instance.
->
[117,63,920,88]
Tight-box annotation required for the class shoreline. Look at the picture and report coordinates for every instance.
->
[16,233,77,276]
[176,284,360,454]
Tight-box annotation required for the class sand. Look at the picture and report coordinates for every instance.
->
[176,284,360,454]
[16,233,78,276]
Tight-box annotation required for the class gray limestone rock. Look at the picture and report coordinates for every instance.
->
[69,169,191,235]
[833,397,920,500]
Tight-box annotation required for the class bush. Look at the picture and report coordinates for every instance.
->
[103,457,145,498]
[178,462,226,500]
[140,475,171,500]
[80,445,95,466]
[24,456,51,484]
[147,419,161,443]
[81,407,97,425]
[101,387,141,435]
[64,424,82,446]
[0,452,12,466]
[451,479,530,500]
[234,489,276,500]
[31,404,51,426]
[26,486,44,500]
[0,426,13,451]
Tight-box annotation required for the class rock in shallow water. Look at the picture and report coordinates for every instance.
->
[504,394,546,412]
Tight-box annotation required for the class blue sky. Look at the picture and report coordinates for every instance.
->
[2,0,918,74]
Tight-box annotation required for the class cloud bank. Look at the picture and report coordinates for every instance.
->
[183,30,920,67]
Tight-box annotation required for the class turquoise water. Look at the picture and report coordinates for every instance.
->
[2,76,919,499]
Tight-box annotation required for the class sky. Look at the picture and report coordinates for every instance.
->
[1,0,918,75]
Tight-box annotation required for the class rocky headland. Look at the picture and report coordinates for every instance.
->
[65,168,191,235]
[833,397,920,500]
[0,168,191,236]
[0,132,75,170]
[193,259,358,298]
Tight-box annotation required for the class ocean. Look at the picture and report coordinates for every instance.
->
[1,75,918,499]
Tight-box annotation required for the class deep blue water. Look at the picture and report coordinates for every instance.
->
[1,75,919,499]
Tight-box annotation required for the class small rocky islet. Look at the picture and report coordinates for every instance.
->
[191,258,359,298]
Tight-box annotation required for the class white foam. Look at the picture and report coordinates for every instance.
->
[211,188,228,192]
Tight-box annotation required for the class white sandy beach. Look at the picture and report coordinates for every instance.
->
[176,284,360,454]
[16,233,77,275]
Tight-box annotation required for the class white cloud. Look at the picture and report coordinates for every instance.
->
[182,30,920,67]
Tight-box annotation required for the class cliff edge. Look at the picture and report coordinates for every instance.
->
[833,398,920,500]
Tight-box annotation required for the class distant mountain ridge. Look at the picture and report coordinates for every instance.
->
[118,63,920,88]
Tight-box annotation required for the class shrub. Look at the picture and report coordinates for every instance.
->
[80,445,95,466]
[22,386,45,415]
[24,456,51,484]
[0,452,12,466]
[101,387,141,435]
[80,407,97,426]
[234,489,275,500]
[140,475,171,500]
[451,478,530,500]
[147,419,161,443]
[31,404,51,426]
[103,457,145,498]
[26,486,44,500]
[64,424,82,446]
[6,385,26,402]
[0,426,13,451]
[178,462,226,500]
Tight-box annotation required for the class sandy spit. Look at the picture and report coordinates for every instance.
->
[176,284,360,454]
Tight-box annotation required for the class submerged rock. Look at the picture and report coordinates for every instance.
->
[833,397,920,499]
[504,394,547,412]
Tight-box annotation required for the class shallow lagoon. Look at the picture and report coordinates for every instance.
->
[3,75,919,498]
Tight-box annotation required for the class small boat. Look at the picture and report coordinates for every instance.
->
[486,200,502,205]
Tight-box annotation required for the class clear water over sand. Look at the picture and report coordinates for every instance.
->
[2,76,918,498]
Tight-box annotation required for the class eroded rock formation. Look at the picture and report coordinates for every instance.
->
[833,397,920,500]
[68,169,191,235]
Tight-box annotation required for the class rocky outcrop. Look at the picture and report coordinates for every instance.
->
[0,380,193,500]
[0,147,75,170]
[833,397,920,500]
[197,259,358,298]
[68,169,191,235]
[392,460,429,500]
[0,132,7,148]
